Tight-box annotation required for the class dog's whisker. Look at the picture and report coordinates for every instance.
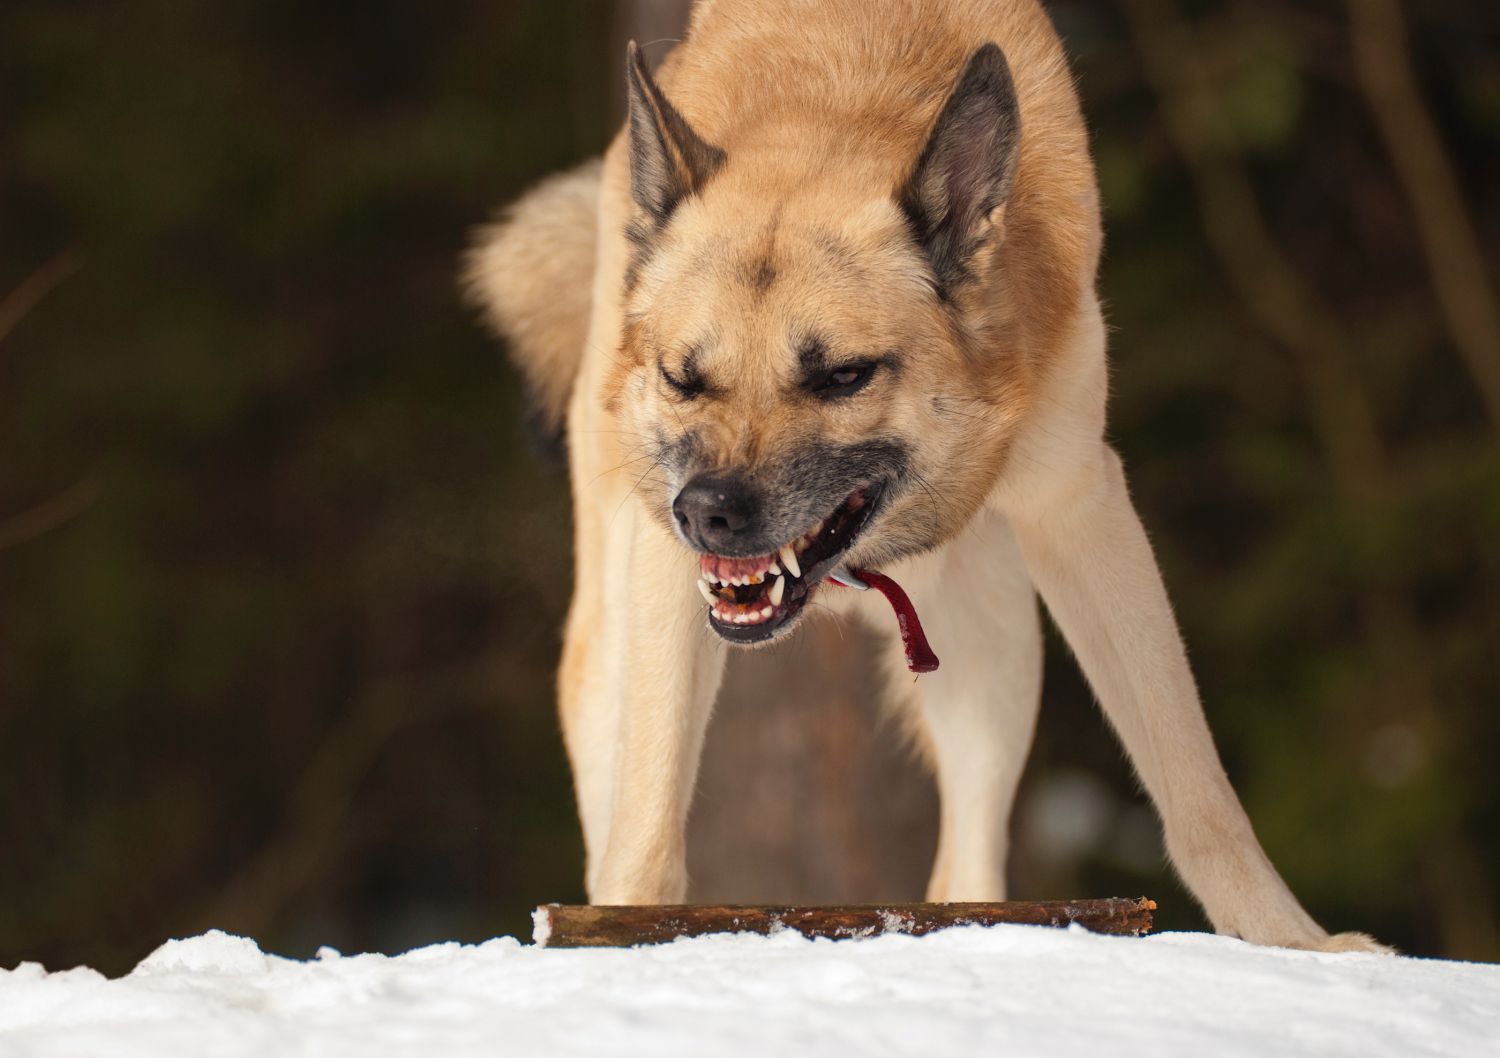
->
[609,453,670,527]
[583,452,659,489]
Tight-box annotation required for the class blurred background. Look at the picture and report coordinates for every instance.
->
[2,0,1497,975]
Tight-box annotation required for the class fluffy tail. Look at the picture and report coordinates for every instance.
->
[463,158,602,451]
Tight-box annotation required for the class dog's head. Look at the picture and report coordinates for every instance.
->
[608,42,1031,644]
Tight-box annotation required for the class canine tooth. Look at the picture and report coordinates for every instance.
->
[760,606,773,619]
[779,545,801,579]
[697,580,716,605]
[770,575,785,607]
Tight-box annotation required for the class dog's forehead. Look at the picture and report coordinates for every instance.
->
[646,201,929,366]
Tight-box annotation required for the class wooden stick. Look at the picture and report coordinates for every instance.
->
[532,898,1156,948]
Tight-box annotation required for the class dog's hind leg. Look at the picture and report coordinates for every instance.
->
[892,511,1043,903]
[582,511,727,905]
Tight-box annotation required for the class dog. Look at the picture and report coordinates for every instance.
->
[466,0,1385,952]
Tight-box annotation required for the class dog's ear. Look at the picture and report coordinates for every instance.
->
[899,43,1021,295]
[625,41,725,225]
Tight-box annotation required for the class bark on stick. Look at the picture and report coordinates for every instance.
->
[532,898,1156,948]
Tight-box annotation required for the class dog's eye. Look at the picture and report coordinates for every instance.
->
[813,361,877,398]
[659,360,705,399]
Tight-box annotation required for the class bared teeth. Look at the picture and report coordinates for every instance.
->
[709,598,781,626]
[698,488,873,627]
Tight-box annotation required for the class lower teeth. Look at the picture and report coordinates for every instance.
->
[699,543,809,626]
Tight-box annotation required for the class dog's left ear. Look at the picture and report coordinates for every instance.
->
[625,41,725,225]
[899,43,1021,295]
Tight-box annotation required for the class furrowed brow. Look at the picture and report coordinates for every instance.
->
[796,339,828,378]
[794,339,901,386]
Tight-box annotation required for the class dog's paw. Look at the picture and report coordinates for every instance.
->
[1311,931,1397,955]
[1223,925,1397,954]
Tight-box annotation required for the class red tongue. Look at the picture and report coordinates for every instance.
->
[838,568,940,674]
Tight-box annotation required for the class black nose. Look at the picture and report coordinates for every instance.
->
[673,473,759,552]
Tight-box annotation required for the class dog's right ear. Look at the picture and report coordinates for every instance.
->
[625,41,725,225]
[899,43,1021,297]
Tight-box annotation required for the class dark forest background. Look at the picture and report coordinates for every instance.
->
[2,0,1497,975]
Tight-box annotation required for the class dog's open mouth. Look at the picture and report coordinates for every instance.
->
[695,488,879,644]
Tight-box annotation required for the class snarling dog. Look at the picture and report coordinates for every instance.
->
[467,0,1384,952]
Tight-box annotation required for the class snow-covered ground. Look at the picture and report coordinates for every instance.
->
[3,925,1498,1057]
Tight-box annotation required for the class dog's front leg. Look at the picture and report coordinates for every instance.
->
[1003,445,1383,952]
[896,511,1043,903]
[588,516,726,905]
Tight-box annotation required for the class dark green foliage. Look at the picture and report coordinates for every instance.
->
[1,0,606,973]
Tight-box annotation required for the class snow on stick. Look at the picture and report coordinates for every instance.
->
[532,898,1156,948]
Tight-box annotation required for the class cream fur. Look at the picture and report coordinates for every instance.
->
[466,0,1387,953]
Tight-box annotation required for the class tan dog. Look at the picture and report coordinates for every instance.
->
[467,0,1384,952]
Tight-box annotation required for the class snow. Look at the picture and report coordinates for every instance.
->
[3,926,1498,1057]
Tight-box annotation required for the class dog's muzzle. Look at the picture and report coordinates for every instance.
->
[689,485,881,644]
